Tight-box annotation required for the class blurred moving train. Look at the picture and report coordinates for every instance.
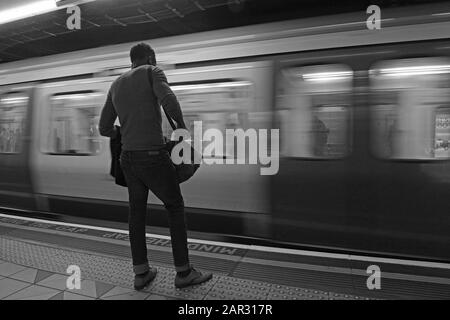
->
[1,3,450,261]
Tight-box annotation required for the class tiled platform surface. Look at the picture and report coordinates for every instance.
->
[0,236,372,300]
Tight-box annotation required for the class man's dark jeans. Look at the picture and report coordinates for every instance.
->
[120,150,190,275]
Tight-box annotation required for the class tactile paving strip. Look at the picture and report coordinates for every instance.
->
[205,277,272,300]
[268,284,329,300]
[328,292,372,300]
[0,236,373,300]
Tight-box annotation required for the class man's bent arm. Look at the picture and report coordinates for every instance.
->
[99,90,118,138]
[161,94,186,129]
[152,67,187,129]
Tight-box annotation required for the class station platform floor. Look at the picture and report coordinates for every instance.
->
[0,213,449,300]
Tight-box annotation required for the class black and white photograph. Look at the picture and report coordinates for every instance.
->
[0,0,449,307]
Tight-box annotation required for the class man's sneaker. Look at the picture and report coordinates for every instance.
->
[134,267,157,291]
[175,267,213,289]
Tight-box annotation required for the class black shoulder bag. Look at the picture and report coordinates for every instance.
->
[110,125,127,187]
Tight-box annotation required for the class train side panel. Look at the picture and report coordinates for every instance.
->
[0,85,36,210]
[273,40,450,260]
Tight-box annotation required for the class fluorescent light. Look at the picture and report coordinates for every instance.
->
[172,81,252,91]
[376,65,450,77]
[0,0,57,25]
[301,71,353,82]
[432,12,450,16]
[52,93,102,100]
[0,97,28,104]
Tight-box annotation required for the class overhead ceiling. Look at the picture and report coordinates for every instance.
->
[0,0,448,64]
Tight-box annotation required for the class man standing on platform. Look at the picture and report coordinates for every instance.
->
[99,42,212,291]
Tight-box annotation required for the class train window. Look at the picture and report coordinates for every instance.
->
[169,81,254,160]
[277,64,353,158]
[370,58,450,160]
[44,91,104,155]
[0,92,28,154]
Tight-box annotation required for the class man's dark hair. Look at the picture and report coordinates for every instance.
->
[130,43,155,64]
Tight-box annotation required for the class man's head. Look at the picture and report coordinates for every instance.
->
[130,43,156,68]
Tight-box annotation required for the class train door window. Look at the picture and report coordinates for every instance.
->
[370,58,450,160]
[44,91,104,155]
[277,64,353,158]
[0,92,28,154]
[169,81,254,160]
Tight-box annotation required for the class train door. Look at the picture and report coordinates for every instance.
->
[362,53,450,260]
[0,85,36,210]
[30,79,129,213]
[272,58,354,247]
